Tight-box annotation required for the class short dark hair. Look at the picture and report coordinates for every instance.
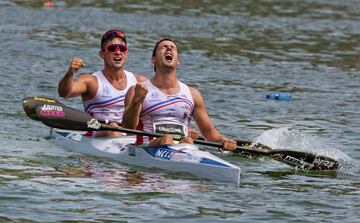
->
[152,38,177,72]
[152,38,177,57]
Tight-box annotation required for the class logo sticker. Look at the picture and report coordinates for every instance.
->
[155,149,175,160]
[39,104,65,117]
[153,122,186,136]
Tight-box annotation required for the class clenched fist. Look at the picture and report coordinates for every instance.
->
[68,57,85,74]
[133,83,148,103]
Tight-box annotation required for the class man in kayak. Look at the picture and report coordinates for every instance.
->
[58,29,147,137]
[122,38,236,151]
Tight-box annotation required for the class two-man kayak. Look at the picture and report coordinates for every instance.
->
[52,128,241,185]
[22,96,339,186]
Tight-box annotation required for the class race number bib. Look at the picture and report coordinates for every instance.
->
[153,122,187,136]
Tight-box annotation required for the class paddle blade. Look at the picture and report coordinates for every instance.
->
[271,151,339,170]
[234,142,339,170]
[22,97,92,131]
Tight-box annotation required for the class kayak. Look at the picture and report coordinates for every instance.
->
[52,128,241,185]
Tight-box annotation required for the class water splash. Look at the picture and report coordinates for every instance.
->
[253,127,357,169]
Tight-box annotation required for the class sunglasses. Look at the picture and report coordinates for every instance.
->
[103,44,128,53]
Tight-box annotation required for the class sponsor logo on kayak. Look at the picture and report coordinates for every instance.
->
[172,152,202,163]
[155,148,175,160]
[145,146,190,160]
[40,104,65,117]
[34,97,56,103]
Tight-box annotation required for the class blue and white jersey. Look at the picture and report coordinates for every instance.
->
[83,70,137,124]
[136,79,194,145]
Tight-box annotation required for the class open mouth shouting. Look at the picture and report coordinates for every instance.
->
[113,56,123,63]
[164,52,173,62]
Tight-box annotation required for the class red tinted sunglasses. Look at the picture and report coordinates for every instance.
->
[103,44,128,53]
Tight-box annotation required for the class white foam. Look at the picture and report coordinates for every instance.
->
[253,127,357,169]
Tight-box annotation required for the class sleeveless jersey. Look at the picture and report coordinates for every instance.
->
[136,79,194,145]
[83,70,137,124]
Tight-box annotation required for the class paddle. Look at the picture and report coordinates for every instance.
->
[22,96,339,170]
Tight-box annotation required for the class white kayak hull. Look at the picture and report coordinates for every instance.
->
[53,129,241,185]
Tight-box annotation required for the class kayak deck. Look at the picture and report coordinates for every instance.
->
[53,129,241,185]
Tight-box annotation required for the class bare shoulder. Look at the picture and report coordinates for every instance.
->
[77,73,96,81]
[78,73,97,89]
[135,73,148,82]
[79,73,97,93]
[189,86,202,97]
[189,86,204,103]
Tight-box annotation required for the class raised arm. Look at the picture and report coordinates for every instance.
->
[122,83,148,129]
[58,57,90,98]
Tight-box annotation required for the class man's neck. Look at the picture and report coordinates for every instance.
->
[101,67,128,90]
[151,69,179,94]
[102,67,126,82]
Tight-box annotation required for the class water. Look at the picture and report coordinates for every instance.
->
[1,0,359,222]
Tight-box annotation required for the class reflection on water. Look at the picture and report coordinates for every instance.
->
[54,157,210,193]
